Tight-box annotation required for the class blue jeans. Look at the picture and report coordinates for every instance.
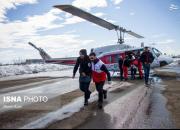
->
[79,76,91,101]
[143,64,150,84]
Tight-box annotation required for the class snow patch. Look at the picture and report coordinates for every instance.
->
[0,64,72,78]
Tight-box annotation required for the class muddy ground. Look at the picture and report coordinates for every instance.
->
[162,78,180,128]
[0,75,179,129]
[46,79,146,129]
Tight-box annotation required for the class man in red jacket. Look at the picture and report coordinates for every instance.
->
[89,52,111,109]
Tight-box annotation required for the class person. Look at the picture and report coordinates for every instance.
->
[73,49,92,106]
[130,54,137,80]
[136,51,143,79]
[140,47,155,86]
[118,55,124,81]
[89,52,111,109]
[123,55,131,81]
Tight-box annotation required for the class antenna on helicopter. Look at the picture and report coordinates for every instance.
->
[54,5,144,44]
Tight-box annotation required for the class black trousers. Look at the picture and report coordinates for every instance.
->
[131,67,137,79]
[95,81,107,103]
[119,66,123,80]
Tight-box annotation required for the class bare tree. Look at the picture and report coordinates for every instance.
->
[13,58,26,65]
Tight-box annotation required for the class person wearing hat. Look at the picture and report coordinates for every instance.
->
[140,47,155,86]
[73,49,92,106]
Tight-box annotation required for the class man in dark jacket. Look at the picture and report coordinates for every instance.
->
[118,56,124,81]
[136,51,143,79]
[73,49,92,106]
[140,47,155,86]
[123,55,131,81]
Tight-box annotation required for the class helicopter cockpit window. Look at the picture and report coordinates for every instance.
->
[152,48,162,57]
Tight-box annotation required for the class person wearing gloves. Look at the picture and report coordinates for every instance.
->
[89,52,112,109]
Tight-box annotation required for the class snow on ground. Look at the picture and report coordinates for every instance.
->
[0,59,178,79]
[176,59,180,65]
[0,64,72,78]
[21,82,147,129]
[169,58,180,66]
[0,70,74,82]
[0,78,79,113]
[155,59,180,77]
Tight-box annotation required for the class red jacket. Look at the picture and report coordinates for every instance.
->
[92,59,111,83]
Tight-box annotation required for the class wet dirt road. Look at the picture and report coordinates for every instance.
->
[45,77,174,129]
[76,77,175,129]
[0,70,177,129]
[163,77,180,128]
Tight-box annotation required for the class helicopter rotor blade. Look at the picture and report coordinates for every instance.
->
[54,5,144,39]
[125,31,144,38]
[54,5,119,30]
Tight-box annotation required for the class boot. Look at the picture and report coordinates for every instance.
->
[98,102,103,109]
[84,99,88,106]
[103,90,107,99]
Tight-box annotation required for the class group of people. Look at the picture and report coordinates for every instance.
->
[118,47,154,85]
[118,52,143,81]
[73,49,111,109]
[72,47,154,109]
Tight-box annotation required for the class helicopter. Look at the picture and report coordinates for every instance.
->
[29,5,173,72]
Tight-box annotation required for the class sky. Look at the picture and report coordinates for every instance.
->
[0,0,180,63]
